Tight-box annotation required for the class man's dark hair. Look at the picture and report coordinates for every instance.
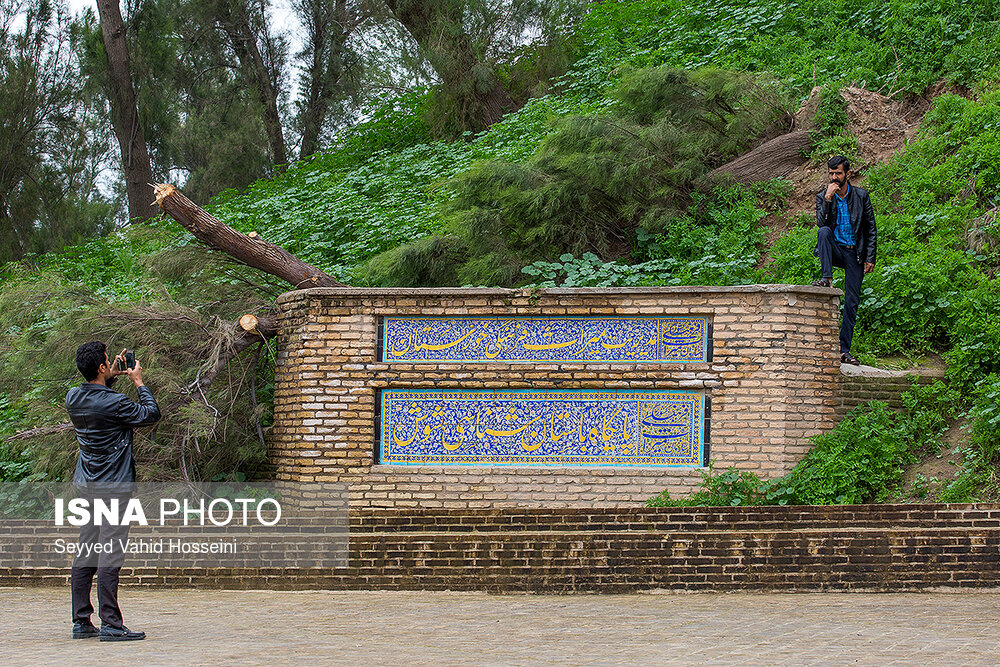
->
[76,341,107,381]
[828,155,851,172]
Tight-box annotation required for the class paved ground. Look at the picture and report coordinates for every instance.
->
[2,588,999,665]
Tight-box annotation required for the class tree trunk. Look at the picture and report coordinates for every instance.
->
[707,130,813,184]
[298,0,352,158]
[95,0,157,223]
[215,2,288,169]
[384,0,518,131]
[153,183,346,288]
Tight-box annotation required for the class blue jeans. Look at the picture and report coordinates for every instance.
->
[817,226,864,355]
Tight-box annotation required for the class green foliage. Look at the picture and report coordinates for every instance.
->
[10,0,1000,501]
[939,375,1000,502]
[0,239,276,482]
[209,91,603,283]
[767,213,819,284]
[853,249,971,354]
[437,67,790,285]
[648,464,766,507]
[359,234,469,287]
[814,85,850,137]
[944,279,1000,392]
[968,376,1000,465]
[771,402,912,505]
[0,0,116,264]
[809,134,861,168]
[518,184,771,288]
[568,0,1000,97]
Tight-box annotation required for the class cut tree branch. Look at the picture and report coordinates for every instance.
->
[153,183,347,288]
[6,315,279,443]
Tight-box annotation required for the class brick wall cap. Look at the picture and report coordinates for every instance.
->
[841,365,947,379]
[276,284,843,306]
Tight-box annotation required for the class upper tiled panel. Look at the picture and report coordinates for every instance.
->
[382,316,709,363]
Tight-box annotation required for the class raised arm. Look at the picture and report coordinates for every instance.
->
[115,387,161,427]
[816,191,835,228]
[116,355,161,427]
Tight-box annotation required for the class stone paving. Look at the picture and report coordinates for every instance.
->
[2,588,999,665]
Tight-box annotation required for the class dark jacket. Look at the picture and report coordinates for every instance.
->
[815,183,877,266]
[65,381,160,488]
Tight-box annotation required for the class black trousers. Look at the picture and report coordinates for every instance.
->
[70,490,131,628]
[817,225,864,355]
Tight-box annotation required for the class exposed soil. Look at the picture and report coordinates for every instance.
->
[896,416,968,501]
[841,85,926,167]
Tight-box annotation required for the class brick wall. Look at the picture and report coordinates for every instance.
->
[269,286,842,508]
[838,372,943,417]
[4,504,999,592]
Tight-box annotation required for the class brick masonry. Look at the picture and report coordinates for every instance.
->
[268,286,844,508]
[839,372,943,417]
[3,504,999,592]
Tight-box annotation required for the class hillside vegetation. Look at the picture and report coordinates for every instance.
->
[2,0,999,502]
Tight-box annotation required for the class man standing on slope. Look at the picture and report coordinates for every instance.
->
[812,155,877,365]
[65,341,160,641]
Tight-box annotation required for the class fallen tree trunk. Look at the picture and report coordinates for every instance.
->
[708,130,813,184]
[8,187,340,447]
[153,184,346,288]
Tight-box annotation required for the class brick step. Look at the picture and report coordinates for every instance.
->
[4,524,1000,592]
[5,504,999,592]
[348,504,1000,532]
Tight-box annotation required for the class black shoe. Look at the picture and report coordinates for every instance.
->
[99,625,146,642]
[841,352,860,365]
[812,278,832,288]
[72,621,100,639]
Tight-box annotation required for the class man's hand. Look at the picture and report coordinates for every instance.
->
[825,182,839,201]
[109,348,128,377]
[864,262,874,274]
[125,356,144,387]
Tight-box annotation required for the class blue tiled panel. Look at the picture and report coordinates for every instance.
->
[383,317,708,363]
[380,389,704,467]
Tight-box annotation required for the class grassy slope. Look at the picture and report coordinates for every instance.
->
[3,0,1000,498]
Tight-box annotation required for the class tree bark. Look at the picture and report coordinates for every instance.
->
[153,183,346,287]
[96,0,157,223]
[707,130,813,184]
[215,1,288,169]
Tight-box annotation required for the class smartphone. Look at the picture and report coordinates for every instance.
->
[116,350,135,371]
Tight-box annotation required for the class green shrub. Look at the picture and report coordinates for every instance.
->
[648,464,767,507]
[443,67,791,285]
[767,214,821,284]
[853,249,971,355]
[945,280,1000,392]
[814,85,850,137]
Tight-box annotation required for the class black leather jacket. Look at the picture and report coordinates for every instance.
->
[65,380,160,488]
[815,183,877,266]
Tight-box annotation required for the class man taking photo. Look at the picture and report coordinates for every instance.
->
[812,155,877,365]
[65,341,160,641]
